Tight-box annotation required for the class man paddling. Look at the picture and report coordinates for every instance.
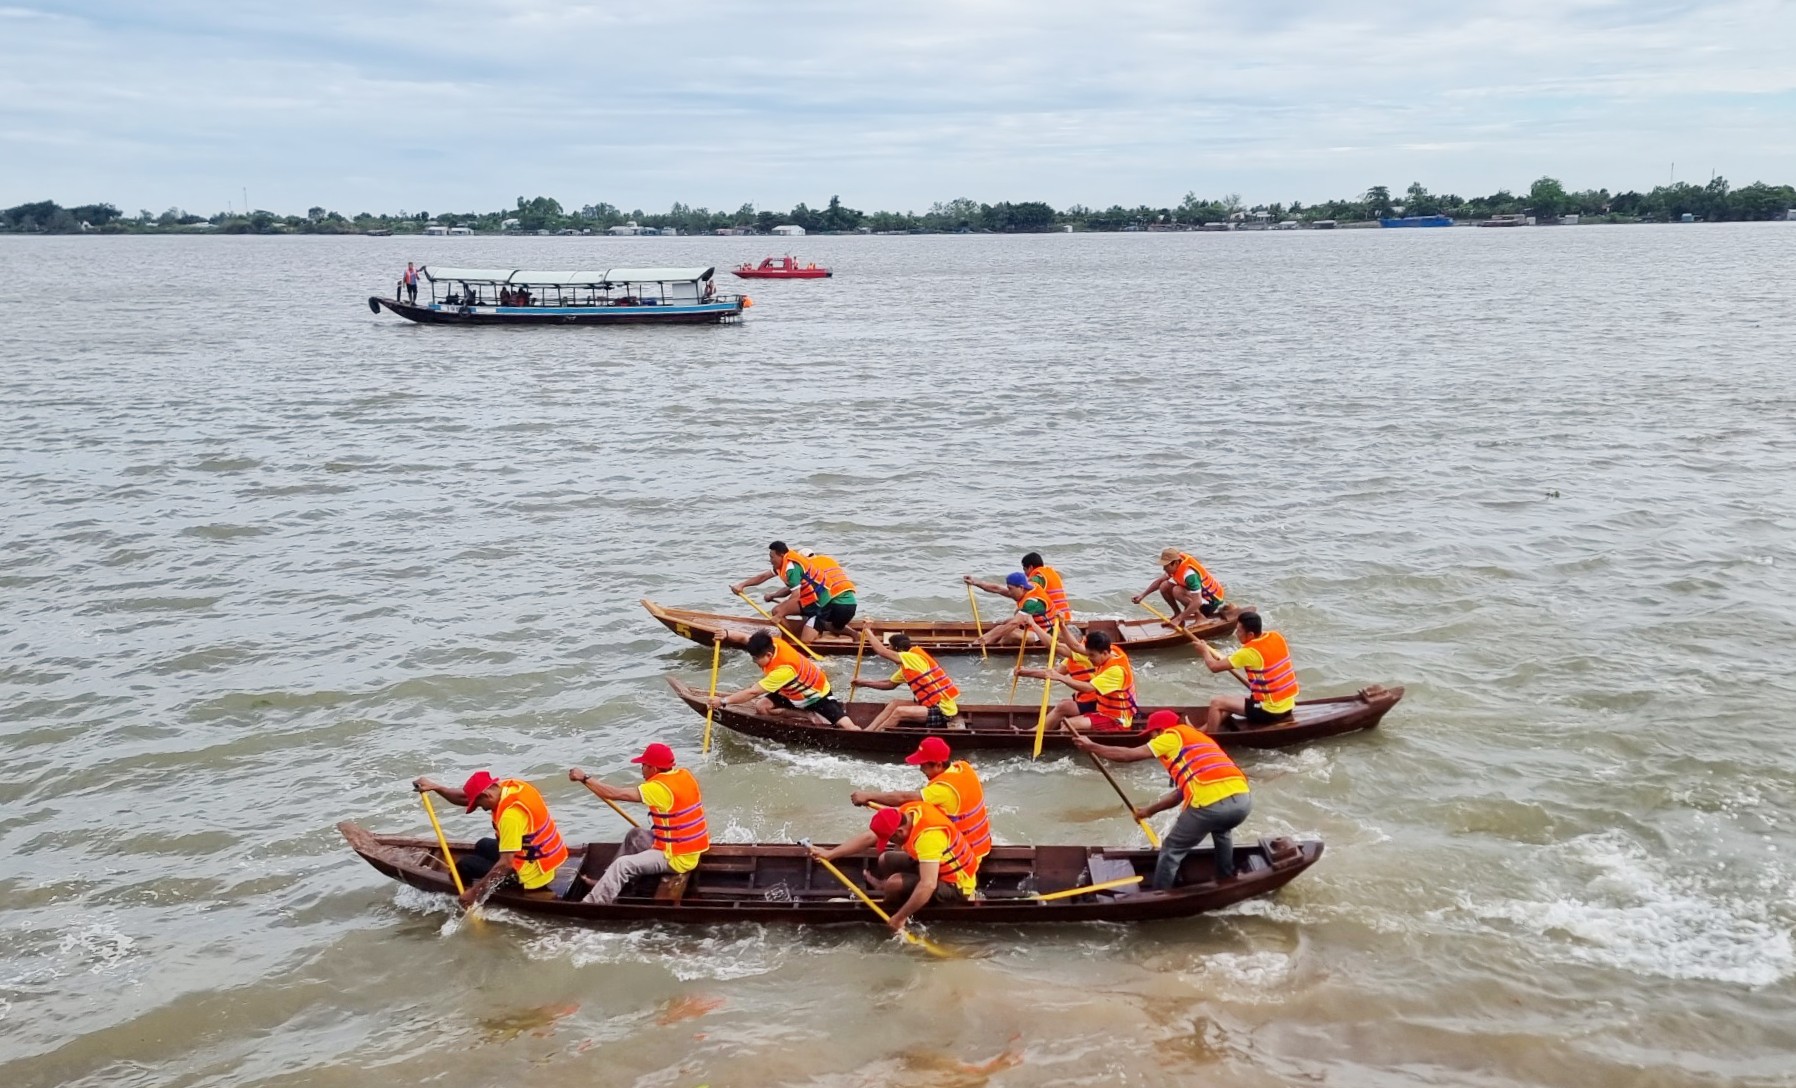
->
[809,802,980,932]
[1134,547,1233,626]
[566,742,708,904]
[1015,628,1138,734]
[849,630,966,731]
[963,572,1054,646]
[710,629,856,729]
[851,736,992,865]
[1074,709,1251,887]
[1194,610,1299,729]
[411,771,568,906]
[729,542,858,644]
[1021,552,1075,634]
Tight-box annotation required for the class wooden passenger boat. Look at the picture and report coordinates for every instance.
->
[339,821,1321,926]
[642,597,1228,655]
[667,677,1403,756]
[368,266,746,325]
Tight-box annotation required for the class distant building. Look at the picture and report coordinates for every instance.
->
[771,224,805,236]
[501,218,520,231]
[1784,209,1796,221]
[608,221,644,236]
[447,226,473,236]
[422,223,449,236]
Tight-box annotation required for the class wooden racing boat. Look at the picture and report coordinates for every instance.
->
[667,677,1403,756]
[339,821,1321,926]
[642,597,1230,655]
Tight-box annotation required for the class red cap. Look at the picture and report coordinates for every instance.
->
[904,736,952,765]
[869,807,903,840]
[630,742,676,769]
[1147,710,1179,731]
[461,770,497,812]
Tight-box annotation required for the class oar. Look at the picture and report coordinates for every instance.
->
[1137,600,1249,689]
[1085,752,1161,847]
[800,840,954,958]
[597,793,642,829]
[1032,874,1143,901]
[847,626,869,708]
[420,792,482,924]
[701,637,723,754]
[966,584,987,659]
[734,591,825,661]
[1031,619,1063,758]
[1006,632,1028,701]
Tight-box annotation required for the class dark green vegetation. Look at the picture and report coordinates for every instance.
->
[5,177,1792,234]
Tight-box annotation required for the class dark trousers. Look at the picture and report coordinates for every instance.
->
[455,837,513,888]
[872,850,963,907]
[1153,792,1252,889]
[405,281,418,303]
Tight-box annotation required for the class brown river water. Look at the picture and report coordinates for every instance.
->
[2,227,1793,1087]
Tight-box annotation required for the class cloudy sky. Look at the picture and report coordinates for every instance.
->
[4,0,1793,215]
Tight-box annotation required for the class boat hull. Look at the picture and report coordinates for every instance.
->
[668,676,1402,755]
[340,822,1322,927]
[731,270,831,279]
[641,597,1233,655]
[368,297,743,325]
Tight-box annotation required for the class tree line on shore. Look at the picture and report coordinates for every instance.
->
[5,176,1793,235]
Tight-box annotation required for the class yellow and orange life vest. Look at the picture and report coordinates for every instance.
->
[763,638,832,704]
[929,761,991,860]
[491,780,569,872]
[646,767,710,856]
[899,648,959,709]
[1241,631,1298,705]
[1157,723,1249,808]
[1092,647,1138,723]
[895,800,979,884]
[1029,565,1072,624]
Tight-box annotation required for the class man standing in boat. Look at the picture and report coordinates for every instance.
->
[1074,709,1252,887]
[850,736,992,867]
[849,630,966,731]
[410,770,568,906]
[1194,610,1299,729]
[566,742,708,904]
[964,571,1054,646]
[1016,627,1138,734]
[730,542,858,644]
[1134,547,1234,626]
[402,262,419,305]
[709,629,856,729]
[809,800,980,931]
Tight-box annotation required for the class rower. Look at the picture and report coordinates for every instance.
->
[728,542,859,645]
[851,736,992,864]
[1074,709,1251,887]
[1194,610,1298,729]
[793,549,858,642]
[1021,551,1075,634]
[729,540,816,638]
[963,571,1054,646]
[849,630,966,731]
[1015,628,1137,734]
[1134,547,1233,626]
[566,742,709,904]
[411,770,568,907]
[710,629,856,729]
[809,801,979,932]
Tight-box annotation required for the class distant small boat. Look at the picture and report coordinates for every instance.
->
[364,229,392,237]
[1379,215,1454,228]
[1311,220,1338,230]
[367,266,746,325]
[1477,214,1530,227]
[732,256,832,279]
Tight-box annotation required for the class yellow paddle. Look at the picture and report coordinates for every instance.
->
[701,637,723,754]
[1137,599,1249,690]
[1084,751,1161,847]
[420,792,482,924]
[846,626,869,708]
[966,584,987,659]
[1032,874,1143,901]
[1031,619,1063,758]
[804,845,954,958]
[734,590,825,661]
[1006,631,1028,701]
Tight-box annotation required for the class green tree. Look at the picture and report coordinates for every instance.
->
[1363,185,1393,218]
[1528,176,1568,217]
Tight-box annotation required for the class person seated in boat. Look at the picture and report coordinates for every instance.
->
[1194,610,1298,729]
[1074,710,1251,887]
[1134,547,1233,626]
[851,736,992,866]
[709,628,856,729]
[849,630,966,731]
[565,742,708,904]
[809,801,979,930]
[410,770,568,907]
[964,572,1053,646]
[1021,552,1077,636]
[1015,628,1137,734]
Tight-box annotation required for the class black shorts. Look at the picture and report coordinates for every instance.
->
[1075,698,1099,716]
[1243,699,1292,726]
[811,601,856,632]
[809,697,847,723]
[1198,598,1225,618]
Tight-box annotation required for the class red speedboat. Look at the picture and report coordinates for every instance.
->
[732,255,832,279]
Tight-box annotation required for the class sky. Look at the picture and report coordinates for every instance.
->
[3,0,1794,216]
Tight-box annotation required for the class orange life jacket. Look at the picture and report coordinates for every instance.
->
[491,780,569,872]
[1016,584,1055,626]
[764,638,832,703]
[900,648,960,709]
[1242,631,1298,705]
[1091,647,1138,723]
[895,800,979,883]
[1171,552,1226,601]
[1029,565,1072,624]
[1157,723,1248,806]
[778,553,817,607]
[802,553,855,598]
[929,761,991,859]
[646,767,710,856]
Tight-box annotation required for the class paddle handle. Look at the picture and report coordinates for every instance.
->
[1137,600,1250,690]
[1034,874,1143,901]
[811,852,950,958]
[1007,633,1027,701]
[1032,619,1062,759]
[1085,751,1161,848]
[420,792,469,896]
[847,627,868,708]
[702,637,723,754]
[966,584,987,659]
[735,591,825,661]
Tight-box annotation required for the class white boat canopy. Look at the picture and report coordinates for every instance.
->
[421,266,714,285]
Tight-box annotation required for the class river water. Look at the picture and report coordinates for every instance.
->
[3,226,1793,1088]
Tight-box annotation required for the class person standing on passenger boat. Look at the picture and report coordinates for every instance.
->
[809,801,980,930]
[710,629,856,729]
[851,736,993,865]
[410,770,568,906]
[964,571,1054,646]
[850,631,966,731]
[1074,709,1251,887]
[1194,610,1298,729]
[402,262,418,304]
[1015,627,1137,733]
[730,541,858,644]
[1134,547,1233,626]
[566,742,709,904]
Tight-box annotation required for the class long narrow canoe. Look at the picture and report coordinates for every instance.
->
[340,821,1321,926]
[668,677,1403,756]
[642,597,1232,655]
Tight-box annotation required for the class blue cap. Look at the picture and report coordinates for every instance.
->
[1004,572,1030,588]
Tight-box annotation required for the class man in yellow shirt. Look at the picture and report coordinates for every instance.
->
[810,802,979,932]
[710,629,854,729]
[848,630,966,731]
[411,770,569,906]
[1015,627,1137,734]
[566,742,710,904]
[850,736,993,863]
[1194,610,1300,730]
